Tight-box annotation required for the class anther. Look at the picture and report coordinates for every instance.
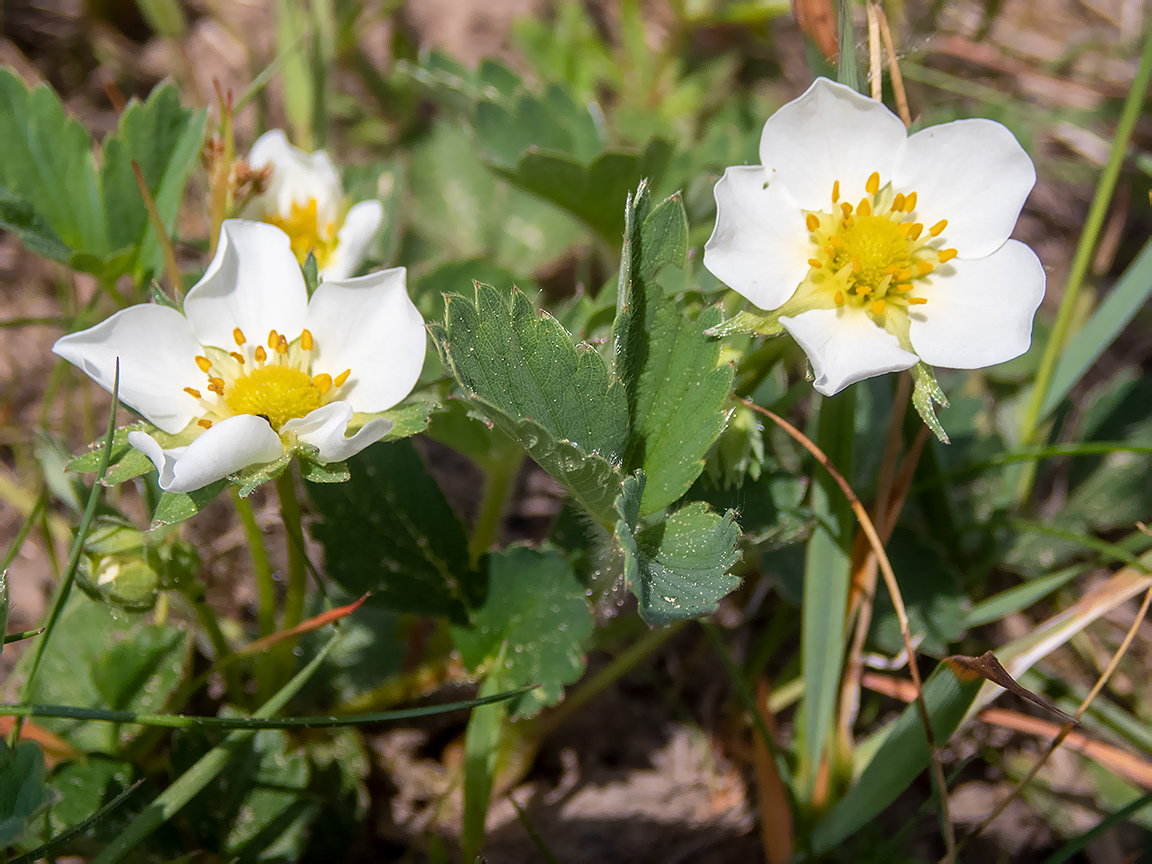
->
[857,198,872,217]
[208,376,225,391]
[831,180,840,203]
[267,329,279,349]
[834,290,845,306]
[827,236,844,249]
[808,258,823,268]
[301,329,314,351]
[183,387,202,399]
[893,192,906,211]
[905,191,917,211]
[908,297,928,305]
[909,224,923,241]
[840,202,853,218]
[334,369,351,388]
[938,248,958,263]
[916,261,934,275]
[254,346,267,363]
[198,419,213,429]
[866,172,879,195]
[929,219,948,237]
[313,373,333,394]
[230,351,245,365]
[195,355,212,373]
[805,213,820,232]
[852,256,862,274]
[233,327,246,346]
[277,334,289,354]
[870,299,886,315]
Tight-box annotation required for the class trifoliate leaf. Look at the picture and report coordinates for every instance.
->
[452,546,593,717]
[614,472,742,626]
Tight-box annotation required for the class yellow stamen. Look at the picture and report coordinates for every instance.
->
[827,236,844,249]
[870,299,886,314]
[905,191,917,211]
[198,419,212,429]
[806,213,820,232]
[908,224,923,241]
[834,290,845,306]
[195,355,212,373]
[233,327,246,346]
[851,256,862,274]
[277,334,289,355]
[267,330,279,349]
[333,369,351,388]
[255,345,267,363]
[938,248,958,263]
[230,351,245,365]
[313,373,333,394]
[857,198,872,217]
[184,387,202,399]
[893,192,905,211]
[808,258,823,268]
[908,297,928,305]
[865,171,879,195]
[916,261,934,276]
[840,202,853,217]
[301,329,313,351]
[929,219,948,237]
[832,180,840,203]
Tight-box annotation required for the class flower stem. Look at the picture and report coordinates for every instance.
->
[275,468,309,641]
[468,449,522,568]
[1015,27,1152,502]
[231,487,278,694]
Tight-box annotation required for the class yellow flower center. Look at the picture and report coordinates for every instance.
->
[263,199,340,271]
[183,327,352,433]
[802,172,958,319]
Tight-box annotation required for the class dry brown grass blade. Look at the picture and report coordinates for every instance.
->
[237,593,368,656]
[978,707,1152,789]
[944,651,1079,726]
[866,1,882,100]
[740,398,957,861]
[874,3,910,126]
[754,677,795,864]
[949,584,1152,860]
[792,0,839,63]
[0,715,80,766]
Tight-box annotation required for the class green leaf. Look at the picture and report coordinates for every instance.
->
[1040,238,1152,421]
[492,139,673,244]
[452,546,593,717]
[148,481,228,531]
[18,597,188,752]
[704,309,785,338]
[811,664,983,852]
[474,85,604,169]
[0,740,47,847]
[0,68,105,257]
[0,186,71,263]
[307,439,477,622]
[612,185,733,514]
[614,472,741,626]
[100,81,207,281]
[376,399,435,442]
[430,283,629,523]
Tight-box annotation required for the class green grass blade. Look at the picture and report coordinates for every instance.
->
[1039,238,1152,420]
[9,780,144,864]
[1043,788,1152,864]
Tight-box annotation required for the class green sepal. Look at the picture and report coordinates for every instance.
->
[297,457,350,484]
[67,422,186,486]
[302,251,320,295]
[705,309,785,338]
[911,361,950,444]
[148,480,228,531]
[148,278,181,310]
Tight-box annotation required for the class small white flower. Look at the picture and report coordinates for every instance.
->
[704,77,1045,397]
[244,129,384,280]
[54,220,426,493]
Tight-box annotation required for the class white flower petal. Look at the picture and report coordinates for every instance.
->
[304,267,426,412]
[703,165,810,311]
[895,119,1035,259]
[781,307,918,396]
[53,305,204,434]
[908,240,1045,369]
[128,415,283,493]
[759,78,907,210]
[248,130,344,225]
[183,220,308,349]
[321,199,384,281]
[282,402,393,463]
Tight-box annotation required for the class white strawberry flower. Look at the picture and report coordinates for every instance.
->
[54,220,426,493]
[704,77,1045,396]
[244,129,384,280]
